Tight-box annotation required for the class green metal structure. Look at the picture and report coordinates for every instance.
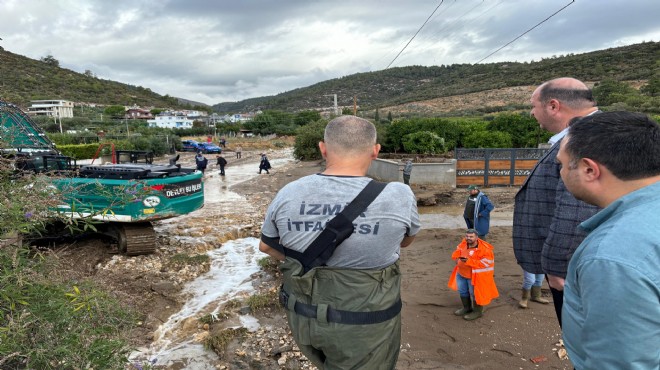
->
[0,100,205,255]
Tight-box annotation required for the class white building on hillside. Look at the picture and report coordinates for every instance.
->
[147,112,195,129]
[27,100,74,118]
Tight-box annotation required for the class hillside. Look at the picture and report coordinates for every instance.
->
[213,41,660,114]
[0,48,192,109]
[1,41,657,115]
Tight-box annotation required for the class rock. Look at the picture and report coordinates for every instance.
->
[151,281,178,295]
[271,345,293,355]
[417,193,437,206]
[239,306,252,315]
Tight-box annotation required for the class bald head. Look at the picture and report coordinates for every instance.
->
[530,77,598,133]
[324,116,378,156]
[536,77,596,110]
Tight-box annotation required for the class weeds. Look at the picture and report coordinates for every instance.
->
[204,327,249,358]
[257,256,279,274]
[246,290,278,311]
[0,244,138,369]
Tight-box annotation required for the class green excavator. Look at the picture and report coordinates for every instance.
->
[0,100,204,255]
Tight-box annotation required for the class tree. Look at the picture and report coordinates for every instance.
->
[103,105,126,119]
[487,113,548,148]
[641,78,660,97]
[84,69,96,78]
[244,110,294,135]
[593,79,637,106]
[293,120,327,160]
[40,54,59,67]
[374,108,380,122]
[462,131,512,148]
[293,110,321,126]
[387,111,393,122]
[402,131,445,154]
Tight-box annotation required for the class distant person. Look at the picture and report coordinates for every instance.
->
[402,159,413,185]
[235,145,242,159]
[258,153,271,174]
[462,185,494,239]
[259,115,420,369]
[557,111,660,369]
[216,154,227,176]
[219,137,227,148]
[447,229,499,321]
[513,77,600,327]
[195,152,208,174]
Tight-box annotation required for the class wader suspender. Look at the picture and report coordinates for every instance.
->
[274,179,387,273]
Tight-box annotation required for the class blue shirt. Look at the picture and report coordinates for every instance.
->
[563,181,660,370]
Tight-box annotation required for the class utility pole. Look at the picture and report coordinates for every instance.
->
[57,111,62,133]
[324,94,338,116]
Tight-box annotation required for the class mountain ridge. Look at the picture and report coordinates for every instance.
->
[212,41,659,115]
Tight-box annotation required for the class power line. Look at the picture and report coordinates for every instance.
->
[386,1,445,69]
[391,0,490,68]
[475,0,576,64]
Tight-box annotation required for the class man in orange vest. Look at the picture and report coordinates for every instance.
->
[448,229,499,320]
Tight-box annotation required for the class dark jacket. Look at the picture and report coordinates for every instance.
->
[217,157,227,166]
[512,139,599,277]
[259,157,271,170]
[464,192,494,236]
[195,155,208,170]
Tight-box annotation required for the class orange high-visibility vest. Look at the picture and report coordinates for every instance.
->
[447,239,499,305]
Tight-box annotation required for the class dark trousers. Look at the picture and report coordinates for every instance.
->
[219,165,225,175]
[549,285,563,328]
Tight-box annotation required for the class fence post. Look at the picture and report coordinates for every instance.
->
[510,149,516,186]
[484,149,491,187]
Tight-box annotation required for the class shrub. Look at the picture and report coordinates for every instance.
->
[462,130,512,148]
[293,120,327,160]
[402,131,445,154]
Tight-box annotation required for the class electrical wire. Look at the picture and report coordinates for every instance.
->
[474,0,576,64]
[390,0,492,68]
[386,1,445,69]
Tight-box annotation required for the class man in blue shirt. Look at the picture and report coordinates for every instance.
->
[556,111,660,370]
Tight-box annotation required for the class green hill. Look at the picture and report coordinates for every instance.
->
[0,48,194,109]
[213,41,660,114]
[1,41,658,115]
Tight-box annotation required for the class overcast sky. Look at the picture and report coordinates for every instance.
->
[2,0,659,106]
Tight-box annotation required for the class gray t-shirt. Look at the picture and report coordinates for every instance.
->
[261,174,420,269]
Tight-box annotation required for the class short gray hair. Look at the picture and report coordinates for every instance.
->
[324,115,377,154]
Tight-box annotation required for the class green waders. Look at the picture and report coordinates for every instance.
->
[279,257,402,370]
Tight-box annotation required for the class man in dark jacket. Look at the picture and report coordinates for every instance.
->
[216,154,227,176]
[195,152,208,174]
[258,154,271,174]
[463,185,494,239]
[513,77,600,327]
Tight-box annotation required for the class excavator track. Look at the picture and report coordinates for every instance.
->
[115,222,157,256]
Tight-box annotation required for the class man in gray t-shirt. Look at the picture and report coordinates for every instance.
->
[259,116,419,370]
[261,174,419,269]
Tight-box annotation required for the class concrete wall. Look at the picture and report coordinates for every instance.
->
[367,158,457,187]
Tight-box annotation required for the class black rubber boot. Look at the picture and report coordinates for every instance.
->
[464,302,483,321]
[454,296,473,316]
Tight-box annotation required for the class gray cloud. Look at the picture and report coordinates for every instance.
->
[1,0,658,105]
